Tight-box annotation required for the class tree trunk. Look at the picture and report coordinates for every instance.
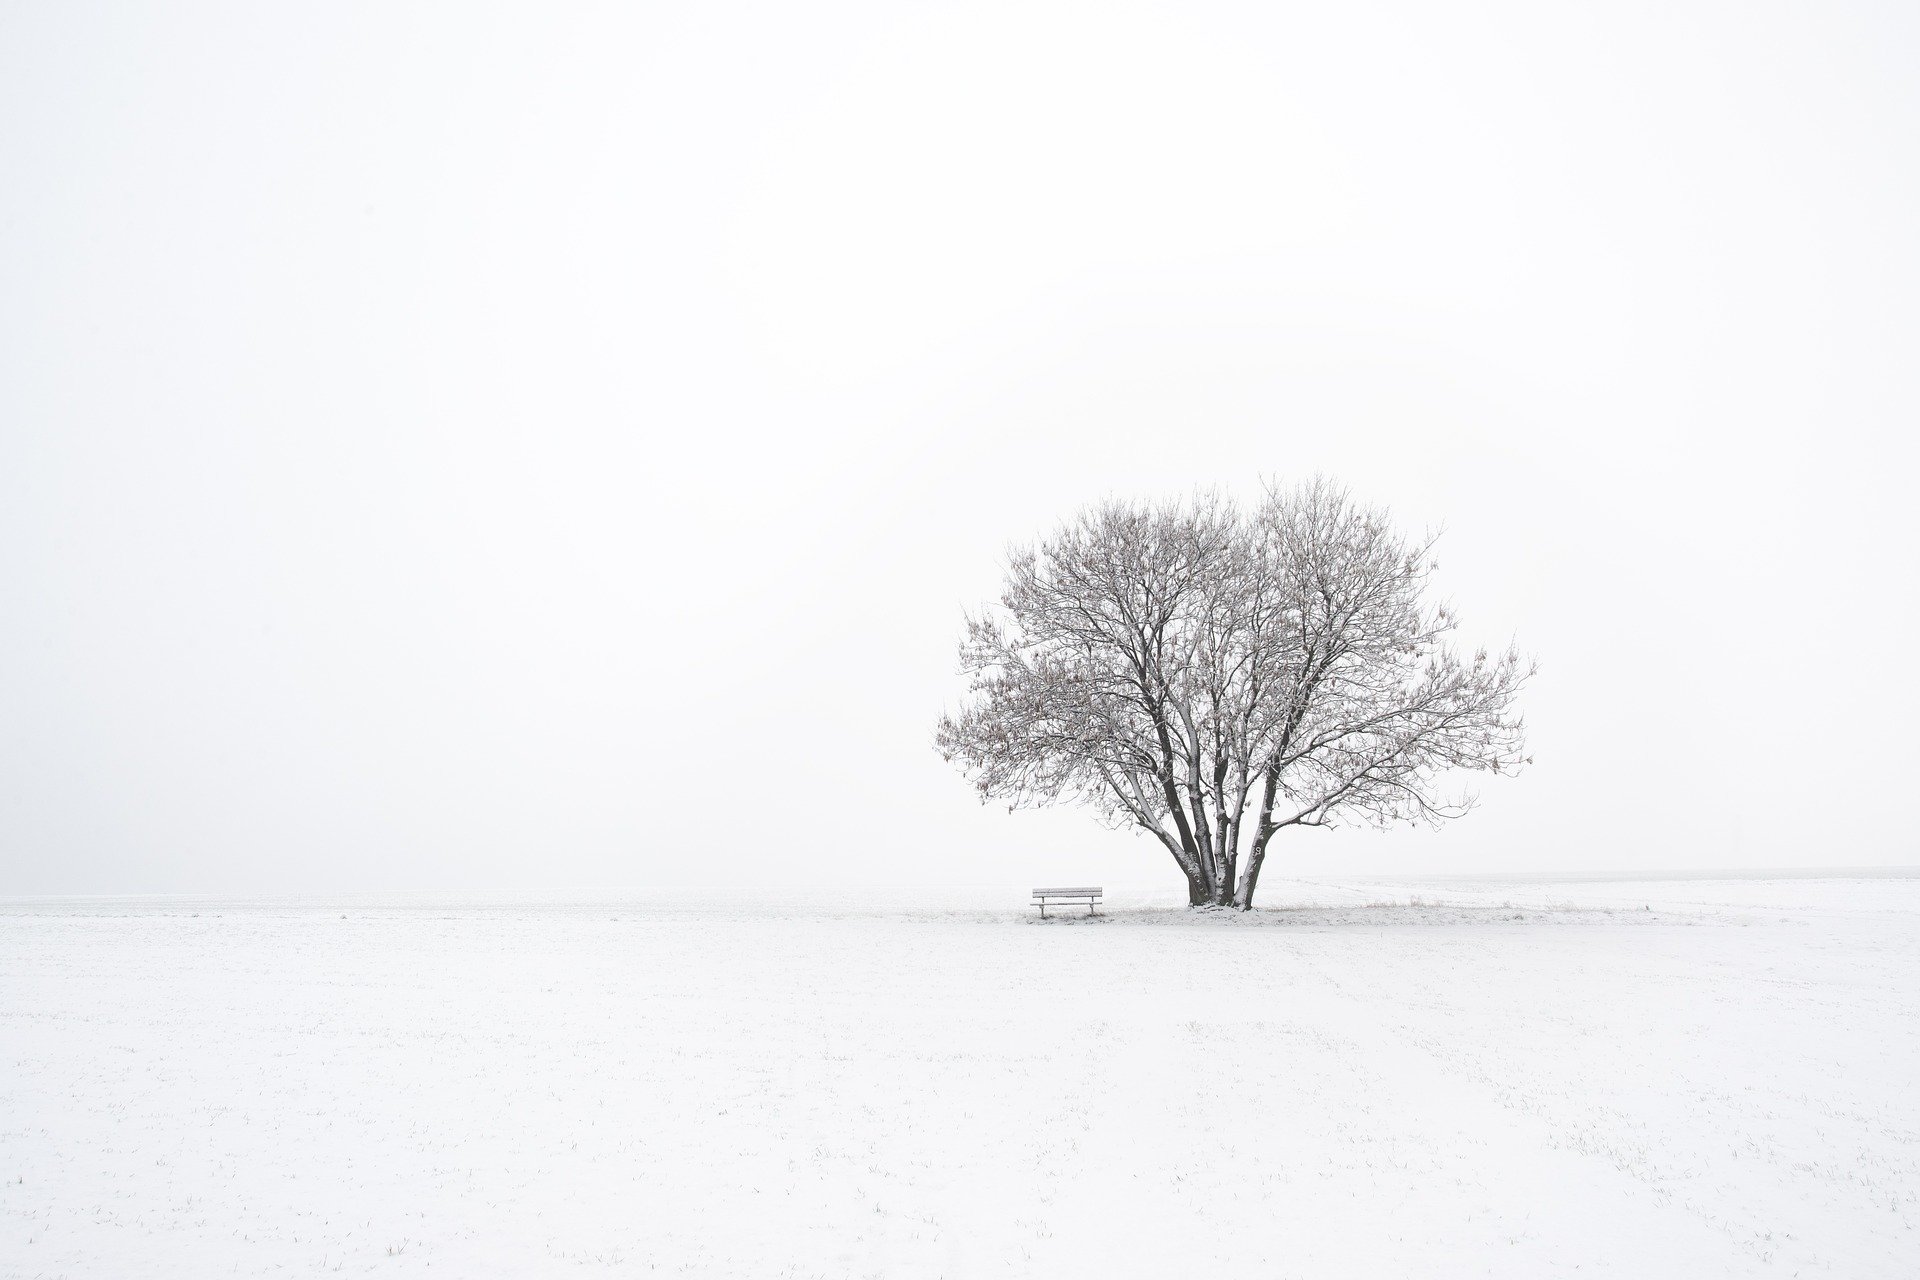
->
[1182,860,1235,908]
[1233,831,1272,910]
[1234,769,1282,910]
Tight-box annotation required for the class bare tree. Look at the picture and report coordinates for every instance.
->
[936,480,1534,910]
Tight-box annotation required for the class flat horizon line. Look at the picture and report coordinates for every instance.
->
[3,863,1917,905]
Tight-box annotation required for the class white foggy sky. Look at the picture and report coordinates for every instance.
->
[2,1,1916,893]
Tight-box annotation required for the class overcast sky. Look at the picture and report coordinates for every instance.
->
[3,0,1916,894]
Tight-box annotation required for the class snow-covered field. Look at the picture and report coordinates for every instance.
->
[3,874,1917,1278]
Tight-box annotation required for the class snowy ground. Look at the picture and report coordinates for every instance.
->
[3,874,1917,1278]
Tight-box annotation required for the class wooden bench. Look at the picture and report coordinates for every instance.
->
[1031,886,1103,918]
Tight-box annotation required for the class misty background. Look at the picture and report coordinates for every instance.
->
[3,1,1915,894]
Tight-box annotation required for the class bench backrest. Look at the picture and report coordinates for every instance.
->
[1032,887,1103,896]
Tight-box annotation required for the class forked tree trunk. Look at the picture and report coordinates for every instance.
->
[1182,854,1237,908]
[1172,828,1247,908]
[1158,779,1265,908]
[1209,846,1237,908]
